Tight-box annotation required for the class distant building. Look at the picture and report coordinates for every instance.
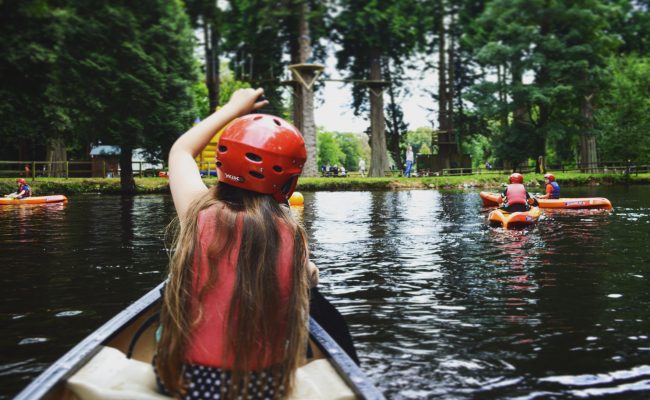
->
[89,146,163,177]
[90,145,120,177]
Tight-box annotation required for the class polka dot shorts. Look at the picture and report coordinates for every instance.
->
[157,363,282,400]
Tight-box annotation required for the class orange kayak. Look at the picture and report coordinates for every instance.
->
[480,191,612,210]
[0,195,68,205]
[488,207,542,229]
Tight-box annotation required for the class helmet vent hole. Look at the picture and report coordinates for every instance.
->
[273,118,281,126]
[273,165,283,173]
[216,161,222,167]
[253,115,263,121]
[218,145,228,152]
[249,171,265,179]
[246,152,262,162]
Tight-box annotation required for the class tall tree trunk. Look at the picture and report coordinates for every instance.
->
[46,138,67,177]
[498,65,508,128]
[368,50,389,177]
[294,0,318,177]
[204,21,220,112]
[437,0,448,132]
[119,146,136,194]
[447,11,456,152]
[535,104,550,173]
[386,72,403,171]
[580,93,598,172]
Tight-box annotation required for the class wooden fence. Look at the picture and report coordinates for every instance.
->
[0,161,162,179]
[440,162,650,177]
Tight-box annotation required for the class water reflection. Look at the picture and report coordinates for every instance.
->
[2,187,650,399]
[0,195,173,398]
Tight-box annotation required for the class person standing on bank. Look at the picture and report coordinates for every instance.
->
[404,144,414,177]
[358,158,366,177]
[156,87,318,399]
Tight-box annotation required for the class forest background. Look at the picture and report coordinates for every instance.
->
[1,0,649,192]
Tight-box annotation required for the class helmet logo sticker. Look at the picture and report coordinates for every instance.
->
[224,173,244,182]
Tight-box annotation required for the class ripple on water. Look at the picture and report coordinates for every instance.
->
[18,337,49,345]
[54,310,83,317]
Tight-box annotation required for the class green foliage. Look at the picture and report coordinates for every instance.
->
[596,55,650,162]
[467,0,618,166]
[419,143,432,155]
[0,0,197,173]
[462,135,491,167]
[0,0,61,158]
[316,130,369,171]
[406,127,435,155]
[333,0,424,115]
[317,132,345,167]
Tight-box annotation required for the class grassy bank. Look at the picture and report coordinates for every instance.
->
[2,172,649,195]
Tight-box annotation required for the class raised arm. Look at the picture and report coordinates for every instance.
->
[168,88,268,220]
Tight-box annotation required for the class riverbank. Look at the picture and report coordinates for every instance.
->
[1,172,649,195]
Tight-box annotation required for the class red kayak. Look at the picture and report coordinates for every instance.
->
[480,191,612,210]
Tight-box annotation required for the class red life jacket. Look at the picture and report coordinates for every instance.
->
[506,183,527,205]
[186,205,294,369]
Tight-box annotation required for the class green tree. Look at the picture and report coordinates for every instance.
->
[334,0,423,176]
[60,0,197,192]
[224,0,286,116]
[317,132,345,167]
[335,132,367,172]
[0,0,63,160]
[467,0,617,170]
[406,127,436,155]
[596,55,650,162]
[185,0,223,112]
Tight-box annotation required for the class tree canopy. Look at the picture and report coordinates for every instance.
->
[2,0,649,186]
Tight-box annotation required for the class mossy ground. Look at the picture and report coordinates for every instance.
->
[1,172,649,195]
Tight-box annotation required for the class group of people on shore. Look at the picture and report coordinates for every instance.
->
[322,143,414,178]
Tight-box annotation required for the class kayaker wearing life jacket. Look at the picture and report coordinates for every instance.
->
[5,178,32,199]
[537,173,560,199]
[499,173,536,212]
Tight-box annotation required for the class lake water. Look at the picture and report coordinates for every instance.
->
[1,186,650,399]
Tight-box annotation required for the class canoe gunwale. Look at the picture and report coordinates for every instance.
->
[14,282,383,400]
[309,318,384,399]
[14,282,165,400]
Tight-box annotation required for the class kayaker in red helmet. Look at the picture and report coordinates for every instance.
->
[5,178,32,199]
[537,173,560,199]
[499,173,537,212]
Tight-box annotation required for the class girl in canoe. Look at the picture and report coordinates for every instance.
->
[499,173,537,212]
[156,88,318,399]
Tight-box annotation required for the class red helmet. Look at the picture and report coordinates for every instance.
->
[16,178,26,185]
[216,114,306,203]
[509,173,524,184]
[544,173,555,182]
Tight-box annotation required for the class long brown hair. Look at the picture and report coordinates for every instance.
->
[155,183,310,398]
